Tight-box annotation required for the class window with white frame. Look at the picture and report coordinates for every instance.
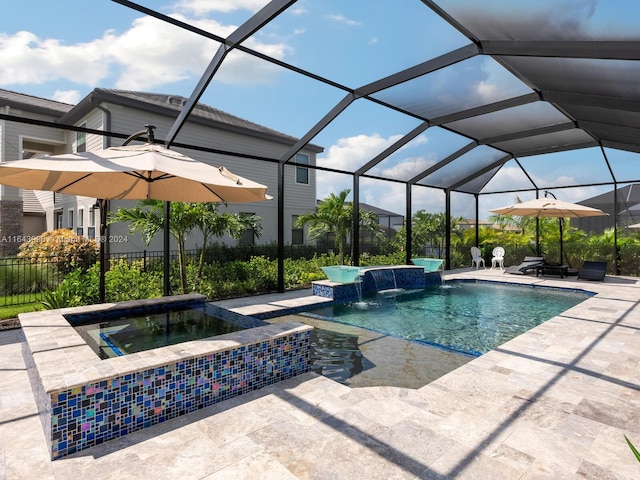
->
[68,209,74,230]
[77,123,87,153]
[295,153,309,185]
[77,208,84,236]
[55,211,63,229]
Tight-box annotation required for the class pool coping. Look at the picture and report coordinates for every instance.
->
[20,293,311,393]
[3,267,640,478]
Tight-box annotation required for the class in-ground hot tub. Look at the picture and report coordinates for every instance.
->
[20,294,312,459]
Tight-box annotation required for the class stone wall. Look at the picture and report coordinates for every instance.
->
[0,200,24,256]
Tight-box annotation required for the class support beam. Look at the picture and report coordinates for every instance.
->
[352,177,360,265]
[447,154,513,191]
[445,190,451,271]
[356,44,479,97]
[542,90,640,113]
[431,93,540,126]
[409,141,477,185]
[405,183,412,265]
[277,163,285,292]
[482,40,640,60]
[279,93,356,164]
[479,122,576,145]
[356,121,430,176]
[164,0,296,146]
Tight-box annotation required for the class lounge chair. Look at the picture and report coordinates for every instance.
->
[504,256,544,275]
[577,261,607,281]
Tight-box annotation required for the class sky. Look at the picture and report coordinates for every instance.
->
[1,0,638,221]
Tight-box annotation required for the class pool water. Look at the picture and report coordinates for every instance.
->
[74,308,246,358]
[304,281,589,356]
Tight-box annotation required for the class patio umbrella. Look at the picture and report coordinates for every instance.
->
[0,143,271,202]
[0,139,271,300]
[490,196,607,264]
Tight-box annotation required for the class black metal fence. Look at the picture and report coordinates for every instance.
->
[0,244,325,307]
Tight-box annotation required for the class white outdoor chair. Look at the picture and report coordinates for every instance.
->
[491,246,505,270]
[471,246,485,269]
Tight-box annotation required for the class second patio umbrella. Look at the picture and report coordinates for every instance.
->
[490,196,607,264]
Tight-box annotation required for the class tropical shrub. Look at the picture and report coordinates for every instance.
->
[17,229,98,273]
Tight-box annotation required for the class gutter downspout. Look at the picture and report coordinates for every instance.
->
[90,96,111,303]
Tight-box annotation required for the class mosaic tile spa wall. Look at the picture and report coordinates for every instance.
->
[45,331,310,458]
[313,266,441,301]
[20,295,312,460]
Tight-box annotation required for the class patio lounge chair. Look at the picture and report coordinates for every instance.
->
[577,261,607,281]
[504,256,544,275]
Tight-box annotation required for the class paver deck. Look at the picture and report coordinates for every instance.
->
[1,268,639,479]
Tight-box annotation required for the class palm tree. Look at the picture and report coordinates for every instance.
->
[111,200,259,292]
[296,189,382,264]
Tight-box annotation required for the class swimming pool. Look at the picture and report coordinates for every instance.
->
[303,281,590,356]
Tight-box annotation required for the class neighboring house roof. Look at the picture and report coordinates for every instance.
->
[356,202,403,218]
[59,88,323,153]
[22,190,45,215]
[0,89,73,117]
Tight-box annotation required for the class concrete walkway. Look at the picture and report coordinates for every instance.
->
[1,268,639,479]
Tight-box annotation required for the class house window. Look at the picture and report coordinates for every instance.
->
[54,211,63,229]
[292,215,304,245]
[77,123,87,153]
[77,208,84,236]
[68,209,74,230]
[295,153,309,185]
[239,212,256,246]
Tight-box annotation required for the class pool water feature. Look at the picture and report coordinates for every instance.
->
[305,281,590,356]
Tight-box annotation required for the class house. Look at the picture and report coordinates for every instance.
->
[574,184,639,235]
[0,88,323,256]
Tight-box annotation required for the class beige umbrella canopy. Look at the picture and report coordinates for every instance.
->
[490,197,607,218]
[490,195,608,264]
[0,143,271,203]
[0,137,271,301]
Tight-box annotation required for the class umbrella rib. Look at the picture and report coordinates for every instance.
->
[203,184,225,202]
[124,171,175,182]
[56,173,94,192]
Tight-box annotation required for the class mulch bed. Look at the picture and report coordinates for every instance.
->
[0,318,20,331]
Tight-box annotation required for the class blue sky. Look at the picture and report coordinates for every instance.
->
[1,0,637,221]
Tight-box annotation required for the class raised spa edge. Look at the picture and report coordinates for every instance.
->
[20,294,312,459]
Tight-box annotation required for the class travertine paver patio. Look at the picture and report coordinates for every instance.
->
[1,268,639,479]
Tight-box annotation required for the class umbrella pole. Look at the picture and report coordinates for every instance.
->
[99,199,107,303]
[164,201,170,296]
[559,218,563,265]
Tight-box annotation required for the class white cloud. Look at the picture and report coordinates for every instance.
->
[0,14,290,91]
[319,133,402,171]
[325,14,362,26]
[51,90,82,104]
[378,156,436,179]
[0,31,110,86]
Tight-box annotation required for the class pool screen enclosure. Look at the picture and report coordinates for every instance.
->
[2,0,640,282]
